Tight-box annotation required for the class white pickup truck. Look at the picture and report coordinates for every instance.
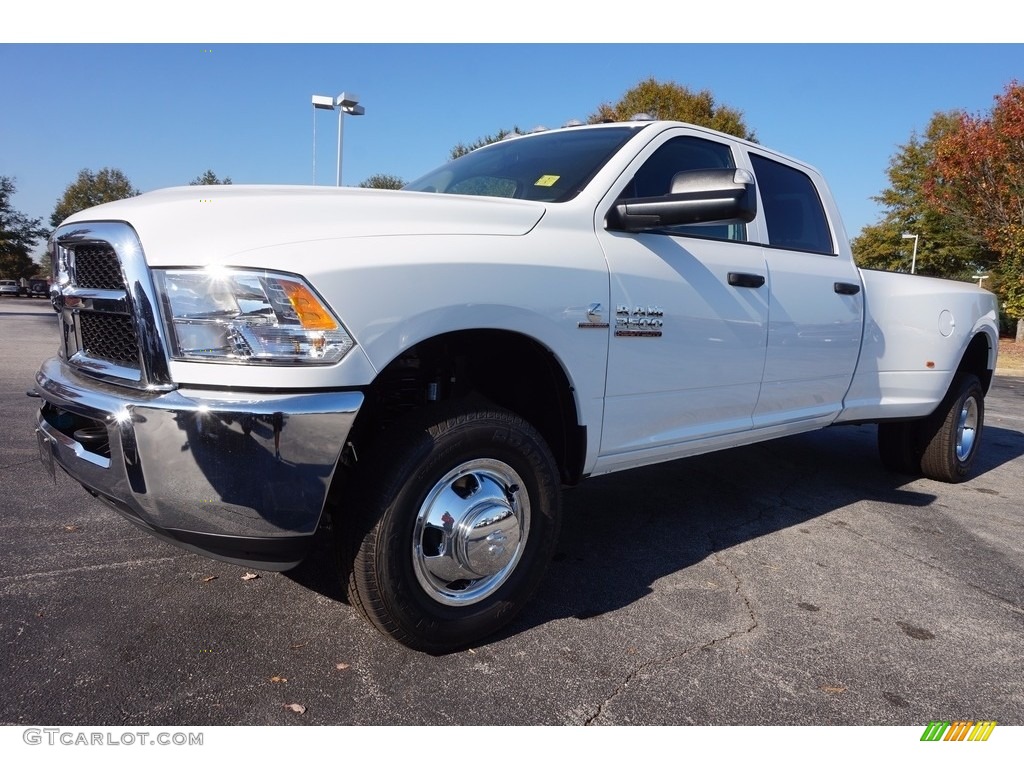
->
[35,120,999,652]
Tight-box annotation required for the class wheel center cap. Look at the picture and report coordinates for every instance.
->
[456,501,521,577]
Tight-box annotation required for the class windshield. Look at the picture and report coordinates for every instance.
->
[404,126,641,203]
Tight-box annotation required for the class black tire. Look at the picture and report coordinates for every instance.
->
[919,374,985,483]
[339,404,561,653]
[877,421,922,476]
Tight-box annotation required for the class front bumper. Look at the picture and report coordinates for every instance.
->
[34,356,363,570]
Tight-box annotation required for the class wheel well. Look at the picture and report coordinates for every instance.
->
[957,332,994,393]
[346,330,586,485]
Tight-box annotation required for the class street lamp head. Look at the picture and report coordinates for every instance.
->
[336,92,360,109]
[342,104,365,116]
[901,232,917,239]
[312,94,335,110]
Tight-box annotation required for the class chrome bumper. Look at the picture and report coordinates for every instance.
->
[34,356,363,570]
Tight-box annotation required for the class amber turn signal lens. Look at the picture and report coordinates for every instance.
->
[280,280,339,331]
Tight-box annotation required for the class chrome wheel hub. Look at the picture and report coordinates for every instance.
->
[956,396,979,462]
[412,459,530,606]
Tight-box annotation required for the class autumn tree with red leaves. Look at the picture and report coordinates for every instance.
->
[852,111,991,279]
[928,82,1024,340]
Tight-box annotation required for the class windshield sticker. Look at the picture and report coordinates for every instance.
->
[534,175,560,187]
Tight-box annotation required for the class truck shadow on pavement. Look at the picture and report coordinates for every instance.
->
[285,421,1024,651]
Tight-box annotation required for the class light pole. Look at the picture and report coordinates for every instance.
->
[334,92,365,186]
[901,232,919,274]
[311,95,335,185]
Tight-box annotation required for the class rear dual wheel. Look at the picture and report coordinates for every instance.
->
[877,373,984,483]
[919,373,984,483]
[878,421,920,475]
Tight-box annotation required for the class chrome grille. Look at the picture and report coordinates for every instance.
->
[80,313,140,366]
[73,244,126,290]
[50,222,173,390]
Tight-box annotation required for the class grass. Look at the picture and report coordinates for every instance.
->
[998,338,1024,372]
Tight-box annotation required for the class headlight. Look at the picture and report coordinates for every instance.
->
[154,268,354,365]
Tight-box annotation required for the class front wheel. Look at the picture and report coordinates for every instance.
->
[340,405,562,653]
[919,374,985,483]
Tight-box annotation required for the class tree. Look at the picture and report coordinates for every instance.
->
[852,111,992,280]
[50,168,139,228]
[927,82,1024,340]
[448,79,755,160]
[0,176,48,279]
[190,169,232,185]
[589,78,756,141]
[33,255,52,279]
[358,173,406,190]
[450,127,524,160]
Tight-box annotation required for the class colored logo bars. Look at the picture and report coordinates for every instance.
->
[920,721,997,742]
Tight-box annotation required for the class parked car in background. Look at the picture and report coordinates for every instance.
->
[22,277,50,298]
[0,279,22,297]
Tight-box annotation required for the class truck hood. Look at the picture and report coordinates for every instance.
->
[62,185,548,266]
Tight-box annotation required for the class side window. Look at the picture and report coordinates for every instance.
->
[620,136,746,242]
[749,153,835,255]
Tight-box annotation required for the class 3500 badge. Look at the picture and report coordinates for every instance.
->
[615,305,663,337]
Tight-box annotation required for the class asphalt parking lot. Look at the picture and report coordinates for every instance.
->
[1,298,1022,726]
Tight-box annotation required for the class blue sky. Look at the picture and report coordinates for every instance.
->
[2,42,1022,260]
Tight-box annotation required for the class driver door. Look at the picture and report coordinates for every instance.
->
[595,132,769,466]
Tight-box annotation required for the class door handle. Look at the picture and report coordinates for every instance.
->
[728,272,766,288]
[834,282,861,295]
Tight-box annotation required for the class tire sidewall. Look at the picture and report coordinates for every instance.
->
[924,374,985,482]
[948,378,985,476]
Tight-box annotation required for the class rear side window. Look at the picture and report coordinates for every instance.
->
[750,153,834,255]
